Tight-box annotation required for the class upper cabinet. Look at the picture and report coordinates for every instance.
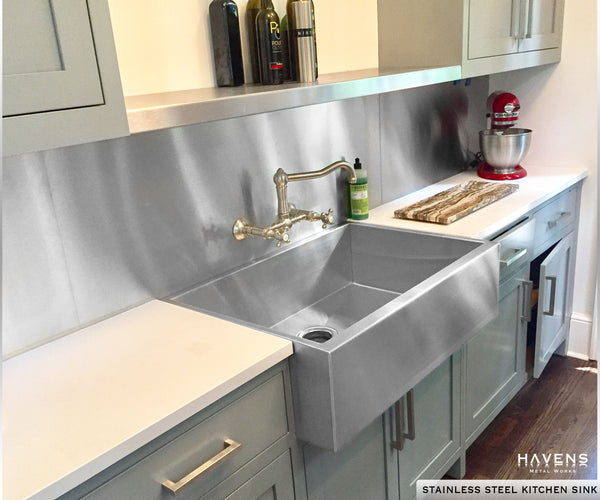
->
[378,0,564,78]
[2,0,129,156]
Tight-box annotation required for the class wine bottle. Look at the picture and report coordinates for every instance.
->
[209,0,244,87]
[280,14,292,81]
[246,0,261,83]
[255,0,284,85]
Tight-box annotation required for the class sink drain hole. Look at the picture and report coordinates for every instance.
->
[298,326,337,343]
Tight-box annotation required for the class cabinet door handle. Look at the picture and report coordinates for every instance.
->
[512,0,520,38]
[391,389,416,451]
[162,439,241,496]
[517,0,531,39]
[523,0,532,38]
[543,276,557,316]
[391,398,405,451]
[547,211,571,229]
[404,389,416,441]
[519,279,534,322]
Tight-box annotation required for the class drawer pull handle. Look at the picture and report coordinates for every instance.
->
[547,211,571,229]
[500,248,528,268]
[162,439,241,496]
[543,276,557,316]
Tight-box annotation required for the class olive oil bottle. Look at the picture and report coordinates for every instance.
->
[255,0,284,85]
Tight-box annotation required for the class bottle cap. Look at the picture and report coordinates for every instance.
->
[354,158,362,169]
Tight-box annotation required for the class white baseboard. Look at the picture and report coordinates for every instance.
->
[567,312,595,360]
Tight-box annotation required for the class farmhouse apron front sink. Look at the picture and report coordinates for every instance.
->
[172,223,499,451]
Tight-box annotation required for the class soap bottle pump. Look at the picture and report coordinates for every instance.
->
[349,158,368,220]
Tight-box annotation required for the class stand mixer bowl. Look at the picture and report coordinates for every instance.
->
[479,128,532,172]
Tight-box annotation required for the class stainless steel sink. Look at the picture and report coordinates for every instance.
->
[172,223,499,451]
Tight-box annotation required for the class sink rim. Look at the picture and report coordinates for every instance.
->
[169,222,497,352]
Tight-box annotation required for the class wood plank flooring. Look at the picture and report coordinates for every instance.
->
[464,355,597,480]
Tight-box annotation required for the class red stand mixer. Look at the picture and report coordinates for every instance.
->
[477,91,532,180]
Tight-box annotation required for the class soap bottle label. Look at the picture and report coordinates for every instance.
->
[350,183,369,219]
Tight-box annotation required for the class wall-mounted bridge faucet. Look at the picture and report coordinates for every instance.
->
[233,160,357,246]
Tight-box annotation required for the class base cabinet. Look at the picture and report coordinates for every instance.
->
[60,362,305,500]
[302,354,461,500]
[464,185,580,451]
[303,417,389,500]
[464,265,529,447]
[395,355,462,500]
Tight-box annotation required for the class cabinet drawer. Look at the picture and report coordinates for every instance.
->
[84,372,289,500]
[492,218,535,278]
[533,188,578,256]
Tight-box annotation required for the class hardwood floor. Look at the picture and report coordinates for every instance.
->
[464,355,597,480]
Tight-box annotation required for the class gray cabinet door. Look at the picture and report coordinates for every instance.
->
[303,417,389,500]
[224,452,295,500]
[468,0,563,59]
[518,0,564,53]
[396,354,461,500]
[534,232,574,378]
[3,0,103,117]
[465,265,529,447]
[468,0,519,59]
[3,0,128,156]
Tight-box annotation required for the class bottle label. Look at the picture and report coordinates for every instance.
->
[350,183,369,218]
[293,28,313,37]
[269,20,283,69]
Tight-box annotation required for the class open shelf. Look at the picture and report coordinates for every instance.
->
[125,65,461,134]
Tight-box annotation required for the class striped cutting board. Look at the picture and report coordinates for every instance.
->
[394,180,518,225]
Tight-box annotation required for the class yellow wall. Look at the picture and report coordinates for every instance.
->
[108,0,379,96]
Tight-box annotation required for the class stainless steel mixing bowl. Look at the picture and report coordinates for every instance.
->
[479,128,532,172]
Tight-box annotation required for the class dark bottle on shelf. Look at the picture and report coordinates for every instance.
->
[280,13,292,81]
[255,0,284,85]
[245,0,261,82]
[209,0,245,87]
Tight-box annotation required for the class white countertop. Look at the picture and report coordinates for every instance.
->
[2,300,293,500]
[365,165,587,239]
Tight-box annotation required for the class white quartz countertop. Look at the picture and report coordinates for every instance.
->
[365,165,587,239]
[2,300,293,500]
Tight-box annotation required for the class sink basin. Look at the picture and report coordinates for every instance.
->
[172,223,499,451]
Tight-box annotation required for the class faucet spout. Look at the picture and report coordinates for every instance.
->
[287,160,357,184]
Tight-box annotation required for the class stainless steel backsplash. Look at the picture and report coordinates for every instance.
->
[2,77,487,357]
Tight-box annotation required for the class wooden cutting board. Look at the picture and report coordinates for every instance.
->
[394,180,519,225]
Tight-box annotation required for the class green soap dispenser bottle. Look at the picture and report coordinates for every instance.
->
[349,158,368,220]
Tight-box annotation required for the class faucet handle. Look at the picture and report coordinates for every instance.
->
[321,209,334,228]
[273,229,290,247]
